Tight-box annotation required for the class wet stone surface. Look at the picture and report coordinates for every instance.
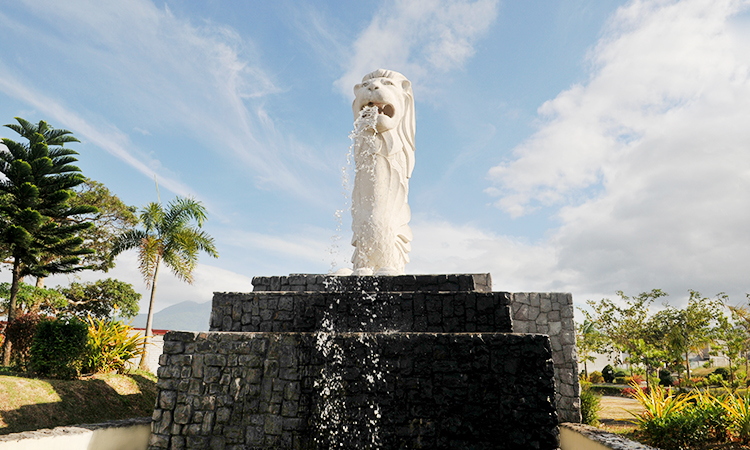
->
[149,273,576,449]
[149,332,559,450]
[210,291,513,334]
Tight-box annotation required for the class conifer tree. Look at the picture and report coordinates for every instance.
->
[0,118,95,365]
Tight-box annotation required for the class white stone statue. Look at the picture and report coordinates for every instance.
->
[349,69,415,276]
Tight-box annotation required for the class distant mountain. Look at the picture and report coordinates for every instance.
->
[129,300,212,332]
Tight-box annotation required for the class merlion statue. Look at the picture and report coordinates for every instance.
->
[350,69,415,276]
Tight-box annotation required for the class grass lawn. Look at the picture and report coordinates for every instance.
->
[0,368,157,435]
[598,395,643,432]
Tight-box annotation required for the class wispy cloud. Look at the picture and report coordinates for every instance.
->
[2,0,325,201]
[487,0,750,303]
[335,0,500,97]
[0,71,196,199]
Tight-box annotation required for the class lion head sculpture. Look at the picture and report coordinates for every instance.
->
[349,69,416,275]
[352,69,416,178]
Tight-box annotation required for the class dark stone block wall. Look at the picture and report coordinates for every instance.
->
[214,274,580,423]
[210,291,512,334]
[150,331,559,450]
[149,273,566,449]
[251,273,492,293]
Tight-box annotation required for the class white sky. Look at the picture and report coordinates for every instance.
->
[2,0,750,317]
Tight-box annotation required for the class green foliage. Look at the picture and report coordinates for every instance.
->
[55,278,140,320]
[5,312,43,369]
[713,367,730,380]
[589,370,604,383]
[707,373,725,386]
[628,381,703,450]
[68,178,138,272]
[602,364,615,383]
[29,317,89,379]
[660,368,675,386]
[722,392,750,443]
[628,382,750,449]
[580,382,601,425]
[614,369,628,378]
[576,319,604,377]
[614,376,628,384]
[0,118,95,364]
[653,290,727,379]
[0,281,66,316]
[587,384,625,396]
[583,290,669,373]
[110,196,218,369]
[84,316,145,374]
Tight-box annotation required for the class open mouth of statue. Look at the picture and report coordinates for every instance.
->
[362,102,395,118]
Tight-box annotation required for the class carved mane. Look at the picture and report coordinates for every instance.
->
[360,69,416,178]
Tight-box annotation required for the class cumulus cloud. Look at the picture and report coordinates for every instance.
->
[407,219,574,293]
[335,0,499,97]
[488,0,750,303]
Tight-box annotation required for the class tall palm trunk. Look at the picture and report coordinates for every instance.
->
[583,361,588,380]
[685,351,691,380]
[139,257,160,371]
[2,260,22,366]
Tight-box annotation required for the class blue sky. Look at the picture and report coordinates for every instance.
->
[2,0,750,316]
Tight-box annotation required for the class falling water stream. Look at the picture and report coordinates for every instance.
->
[328,106,379,274]
[316,109,387,448]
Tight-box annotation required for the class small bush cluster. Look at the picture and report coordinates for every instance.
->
[629,380,750,449]
[660,368,675,386]
[5,312,44,369]
[622,385,649,398]
[4,314,144,379]
[589,370,604,383]
[580,382,602,425]
[30,317,89,379]
[85,316,144,374]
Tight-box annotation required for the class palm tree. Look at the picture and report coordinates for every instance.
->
[110,197,218,370]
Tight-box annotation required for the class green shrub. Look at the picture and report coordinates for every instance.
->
[580,382,601,425]
[588,384,624,396]
[85,316,145,374]
[614,376,628,384]
[713,367,730,381]
[5,313,43,369]
[30,317,89,379]
[659,368,674,386]
[638,408,718,450]
[614,369,628,378]
[589,370,604,384]
[722,392,750,444]
[602,364,615,383]
[707,373,725,386]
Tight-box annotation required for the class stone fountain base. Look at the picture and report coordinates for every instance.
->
[148,274,565,450]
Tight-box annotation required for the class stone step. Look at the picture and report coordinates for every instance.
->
[211,291,512,334]
[151,330,559,450]
[251,273,492,293]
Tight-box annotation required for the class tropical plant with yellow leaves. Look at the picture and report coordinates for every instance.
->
[85,315,145,374]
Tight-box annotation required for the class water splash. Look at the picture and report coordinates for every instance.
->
[313,274,388,449]
[327,106,379,274]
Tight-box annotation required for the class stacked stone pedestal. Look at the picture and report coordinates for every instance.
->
[149,274,561,450]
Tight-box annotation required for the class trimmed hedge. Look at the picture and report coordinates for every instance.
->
[588,384,626,396]
[5,313,43,369]
[30,317,89,379]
